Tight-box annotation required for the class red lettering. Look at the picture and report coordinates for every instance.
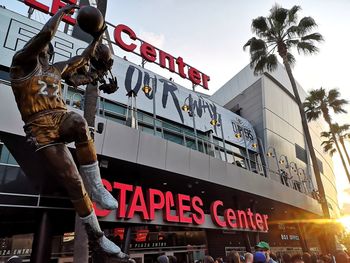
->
[19,2,211,90]
[263,214,269,231]
[176,57,187,78]
[191,196,205,225]
[201,74,210,90]
[24,0,50,13]
[127,186,149,220]
[94,179,113,217]
[255,213,264,231]
[51,0,77,25]
[114,24,137,52]
[147,188,165,220]
[237,210,249,229]
[140,42,157,62]
[224,208,237,228]
[164,191,179,222]
[247,208,256,230]
[177,194,192,224]
[114,182,133,218]
[210,200,226,227]
[188,67,201,85]
[159,51,175,72]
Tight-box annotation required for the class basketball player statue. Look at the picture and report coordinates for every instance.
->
[10,4,128,259]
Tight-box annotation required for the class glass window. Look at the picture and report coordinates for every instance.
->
[0,145,18,165]
[164,131,183,145]
[234,155,247,169]
[104,101,126,115]
[219,149,226,161]
[0,66,10,81]
[226,151,234,164]
[105,114,125,125]
[66,89,84,108]
[141,126,154,135]
[198,141,206,153]
[141,114,154,125]
[162,122,182,134]
[186,138,197,150]
[317,158,324,174]
[295,144,307,163]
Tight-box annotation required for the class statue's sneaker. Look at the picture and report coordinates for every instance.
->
[80,161,118,210]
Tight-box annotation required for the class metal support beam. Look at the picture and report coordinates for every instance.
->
[30,211,53,263]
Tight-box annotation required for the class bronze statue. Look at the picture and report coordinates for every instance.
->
[10,4,127,259]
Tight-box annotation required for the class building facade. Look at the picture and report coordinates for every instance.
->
[210,64,339,219]
[0,4,337,262]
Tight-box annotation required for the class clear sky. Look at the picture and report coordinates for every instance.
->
[1,0,350,214]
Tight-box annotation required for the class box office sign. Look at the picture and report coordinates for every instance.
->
[95,181,269,233]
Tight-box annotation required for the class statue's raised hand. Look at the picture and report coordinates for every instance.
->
[60,4,80,15]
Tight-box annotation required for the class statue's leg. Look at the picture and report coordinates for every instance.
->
[59,111,118,210]
[37,144,127,258]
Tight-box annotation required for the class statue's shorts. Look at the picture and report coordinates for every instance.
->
[23,109,94,216]
[23,109,68,151]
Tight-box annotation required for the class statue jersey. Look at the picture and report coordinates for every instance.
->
[11,64,67,123]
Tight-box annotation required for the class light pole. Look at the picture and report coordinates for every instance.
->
[125,90,138,129]
[251,142,259,173]
[207,129,215,157]
[234,126,251,171]
[209,116,228,162]
[181,95,198,150]
[141,77,157,135]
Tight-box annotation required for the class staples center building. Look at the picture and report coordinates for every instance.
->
[0,2,339,262]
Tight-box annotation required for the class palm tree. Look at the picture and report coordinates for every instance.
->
[243,5,330,220]
[320,136,337,156]
[321,123,350,167]
[304,88,350,183]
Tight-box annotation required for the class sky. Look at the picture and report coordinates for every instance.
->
[1,0,350,214]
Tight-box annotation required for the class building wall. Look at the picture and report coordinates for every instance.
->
[224,79,264,145]
[210,64,339,218]
[262,76,339,217]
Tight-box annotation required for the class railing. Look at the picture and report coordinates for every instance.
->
[94,93,316,197]
[0,80,316,200]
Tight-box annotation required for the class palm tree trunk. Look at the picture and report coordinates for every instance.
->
[325,124,350,183]
[282,57,335,253]
[322,112,350,182]
[340,137,350,170]
[332,133,350,182]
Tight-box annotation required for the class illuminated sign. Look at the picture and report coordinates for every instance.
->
[113,24,210,90]
[24,0,77,25]
[23,0,211,90]
[95,180,269,232]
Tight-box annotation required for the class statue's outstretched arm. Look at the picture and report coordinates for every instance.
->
[56,24,106,77]
[13,4,79,65]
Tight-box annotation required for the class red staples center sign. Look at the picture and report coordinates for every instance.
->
[24,0,211,90]
[95,180,269,232]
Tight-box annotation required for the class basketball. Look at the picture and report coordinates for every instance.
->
[77,6,104,34]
